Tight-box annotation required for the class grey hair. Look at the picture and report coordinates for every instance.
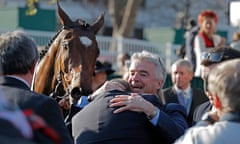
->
[0,30,39,75]
[172,59,193,72]
[131,50,167,84]
[208,59,240,113]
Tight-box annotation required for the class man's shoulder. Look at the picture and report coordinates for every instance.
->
[6,87,58,110]
[163,87,176,99]
[196,101,211,110]
[192,87,207,97]
[192,87,204,93]
[19,89,54,102]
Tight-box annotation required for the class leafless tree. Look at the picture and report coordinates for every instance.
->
[108,0,143,38]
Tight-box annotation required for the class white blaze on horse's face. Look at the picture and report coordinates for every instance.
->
[80,36,92,47]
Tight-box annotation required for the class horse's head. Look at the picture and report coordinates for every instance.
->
[33,1,104,103]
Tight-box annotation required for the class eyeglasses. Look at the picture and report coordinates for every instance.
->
[201,52,224,63]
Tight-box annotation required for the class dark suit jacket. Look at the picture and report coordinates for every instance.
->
[0,118,35,144]
[193,101,212,124]
[0,76,73,144]
[72,90,188,144]
[163,86,208,127]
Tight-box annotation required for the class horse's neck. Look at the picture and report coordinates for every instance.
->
[34,41,60,94]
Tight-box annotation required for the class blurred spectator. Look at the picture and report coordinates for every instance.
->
[92,60,115,91]
[163,59,208,127]
[183,19,200,72]
[194,9,225,76]
[230,31,240,51]
[117,53,131,79]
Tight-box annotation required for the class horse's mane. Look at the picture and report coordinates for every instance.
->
[39,19,90,60]
[39,28,62,60]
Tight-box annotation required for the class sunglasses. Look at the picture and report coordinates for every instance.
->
[201,52,224,63]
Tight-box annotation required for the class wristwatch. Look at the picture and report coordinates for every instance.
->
[147,107,159,120]
[201,113,216,124]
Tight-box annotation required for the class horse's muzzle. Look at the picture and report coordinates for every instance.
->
[70,87,92,103]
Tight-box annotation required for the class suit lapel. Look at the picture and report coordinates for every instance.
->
[166,87,179,103]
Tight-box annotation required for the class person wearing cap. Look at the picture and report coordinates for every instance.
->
[230,31,240,51]
[194,9,226,76]
[92,60,115,92]
[193,46,240,124]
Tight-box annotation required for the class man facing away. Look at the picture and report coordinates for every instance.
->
[0,30,73,144]
[175,59,240,144]
[163,59,208,127]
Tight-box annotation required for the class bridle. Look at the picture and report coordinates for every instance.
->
[47,23,91,100]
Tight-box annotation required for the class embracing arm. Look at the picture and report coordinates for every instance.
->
[109,94,188,143]
[154,103,188,143]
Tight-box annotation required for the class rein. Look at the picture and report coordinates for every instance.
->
[49,70,70,100]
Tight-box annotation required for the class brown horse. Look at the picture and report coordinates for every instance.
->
[32,1,104,105]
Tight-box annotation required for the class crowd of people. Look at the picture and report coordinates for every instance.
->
[1,8,240,144]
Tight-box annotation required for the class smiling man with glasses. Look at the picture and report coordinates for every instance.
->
[193,46,240,124]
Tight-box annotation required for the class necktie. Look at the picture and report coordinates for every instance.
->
[185,96,191,113]
[178,91,186,107]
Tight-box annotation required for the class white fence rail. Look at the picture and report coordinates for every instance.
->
[0,29,180,72]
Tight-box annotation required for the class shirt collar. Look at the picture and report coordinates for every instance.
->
[5,75,30,88]
[174,85,192,98]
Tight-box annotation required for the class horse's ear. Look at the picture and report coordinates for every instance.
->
[91,12,104,34]
[57,0,72,26]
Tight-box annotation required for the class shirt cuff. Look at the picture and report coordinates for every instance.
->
[149,108,160,126]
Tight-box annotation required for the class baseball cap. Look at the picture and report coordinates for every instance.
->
[201,46,240,66]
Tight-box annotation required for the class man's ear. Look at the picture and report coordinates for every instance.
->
[157,80,164,89]
[214,95,222,110]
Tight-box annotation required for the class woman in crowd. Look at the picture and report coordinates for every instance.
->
[194,9,225,76]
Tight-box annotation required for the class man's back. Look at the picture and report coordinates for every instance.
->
[0,76,73,144]
[0,118,35,144]
[72,90,163,144]
[176,116,240,144]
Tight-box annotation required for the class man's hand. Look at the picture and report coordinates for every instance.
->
[58,96,71,110]
[109,93,156,117]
